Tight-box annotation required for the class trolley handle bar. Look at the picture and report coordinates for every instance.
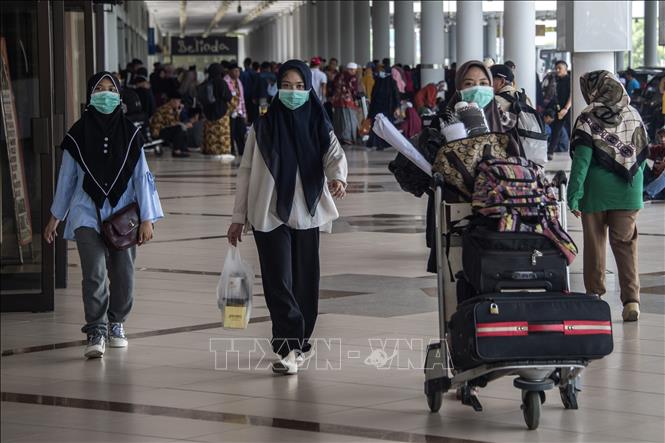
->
[433,172,445,189]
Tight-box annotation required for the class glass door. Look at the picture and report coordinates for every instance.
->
[1,1,55,311]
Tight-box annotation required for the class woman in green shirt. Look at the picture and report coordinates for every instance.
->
[568,70,649,322]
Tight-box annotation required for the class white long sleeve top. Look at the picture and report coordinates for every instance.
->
[231,127,348,233]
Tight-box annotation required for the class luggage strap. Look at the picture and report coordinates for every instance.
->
[476,320,612,337]
[444,217,471,283]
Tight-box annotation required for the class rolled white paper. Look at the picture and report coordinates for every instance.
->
[372,113,433,176]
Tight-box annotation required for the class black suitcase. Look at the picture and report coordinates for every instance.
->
[449,292,613,370]
[462,226,568,294]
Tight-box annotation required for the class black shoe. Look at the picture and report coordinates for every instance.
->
[547,153,554,161]
[172,150,190,158]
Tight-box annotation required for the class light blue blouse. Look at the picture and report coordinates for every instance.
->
[51,149,164,240]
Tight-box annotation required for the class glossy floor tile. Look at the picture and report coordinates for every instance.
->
[2,149,664,443]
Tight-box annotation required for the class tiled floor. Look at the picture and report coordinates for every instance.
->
[2,148,664,443]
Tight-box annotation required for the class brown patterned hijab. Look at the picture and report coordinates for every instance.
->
[571,70,648,181]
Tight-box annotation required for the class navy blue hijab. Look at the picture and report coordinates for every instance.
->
[61,71,142,208]
[255,60,333,223]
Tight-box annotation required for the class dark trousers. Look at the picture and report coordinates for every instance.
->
[548,115,570,155]
[230,117,247,156]
[253,225,320,358]
[247,101,259,125]
[187,120,204,149]
[159,126,187,151]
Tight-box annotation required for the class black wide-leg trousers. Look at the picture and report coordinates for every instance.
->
[253,225,320,358]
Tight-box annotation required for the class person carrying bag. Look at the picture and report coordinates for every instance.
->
[227,60,348,375]
[44,71,164,359]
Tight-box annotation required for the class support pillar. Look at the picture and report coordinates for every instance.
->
[316,1,328,58]
[340,1,355,65]
[371,0,390,62]
[504,1,536,100]
[280,15,287,61]
[645,0,658,66]
[287,12,295,60]
[448,23,457,65]
[456,1,483,63]
[327,0,341,60]
[421,0,445,85]
[484,15,497,62]
[556,1,630,121]
[309,2,318,57]
[571,52,615,121]
[294,7,302,59]
[354,1,371,64]
[615,51,625,72]
[301,3,310,59]
[394,0,415,66]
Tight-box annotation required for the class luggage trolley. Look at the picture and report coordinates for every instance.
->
[423,172,585,430]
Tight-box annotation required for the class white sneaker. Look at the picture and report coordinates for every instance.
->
[84,334,106,359]
[622,302,640,322]
[108,323,128,348]
[220,154,236,162]
[272,350,298,375]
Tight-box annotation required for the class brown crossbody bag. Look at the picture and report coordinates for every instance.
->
[95,202,140,251]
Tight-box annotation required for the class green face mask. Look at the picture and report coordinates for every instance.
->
[90,91,121,114]
[460,85,494,109]
[278,89,310,110]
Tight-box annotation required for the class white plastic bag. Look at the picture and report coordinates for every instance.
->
[217,246,254,329]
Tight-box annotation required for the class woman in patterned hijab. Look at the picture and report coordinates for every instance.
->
[571,70,648,181]
[567,70,648,323]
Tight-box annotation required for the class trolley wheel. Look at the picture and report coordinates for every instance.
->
[560,384,579,409]
[521,391,541,430]
[522,389,546,404]
[427,390,443,413]
[155,145,163,156]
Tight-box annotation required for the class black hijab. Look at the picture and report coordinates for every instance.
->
[207,63,226,99]
[255,59,333,223]
[60,71,143,209]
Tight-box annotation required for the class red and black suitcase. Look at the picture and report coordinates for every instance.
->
[449,292,613,370]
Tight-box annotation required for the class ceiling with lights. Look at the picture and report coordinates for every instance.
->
[145,0,302,37]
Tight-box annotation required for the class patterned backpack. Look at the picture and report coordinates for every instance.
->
[432,132,510,202]
[472,157,578,264]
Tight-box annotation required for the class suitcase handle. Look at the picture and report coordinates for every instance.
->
[495,280,553,291]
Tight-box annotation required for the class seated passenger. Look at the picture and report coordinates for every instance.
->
[543,109,570,153]
[149,91,190,158]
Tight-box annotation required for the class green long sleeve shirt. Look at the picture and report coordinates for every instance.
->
[567,145,644,213]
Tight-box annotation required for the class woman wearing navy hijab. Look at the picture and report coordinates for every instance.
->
[44,72,164,359]
[228,60,348,375]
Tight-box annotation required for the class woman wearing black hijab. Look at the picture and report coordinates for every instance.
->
[228,60,348,375]
[202,63,233,157]
[43,72,164,359]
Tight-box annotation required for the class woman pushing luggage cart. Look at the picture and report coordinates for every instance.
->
[378,60,615,429]
[423,138,614,430]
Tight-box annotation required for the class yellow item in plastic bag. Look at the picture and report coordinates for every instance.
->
[223,305,248,329]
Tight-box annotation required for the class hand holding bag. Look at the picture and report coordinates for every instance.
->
[96,202,140,251]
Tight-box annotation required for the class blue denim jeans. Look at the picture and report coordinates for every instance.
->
[645,167,665,199]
